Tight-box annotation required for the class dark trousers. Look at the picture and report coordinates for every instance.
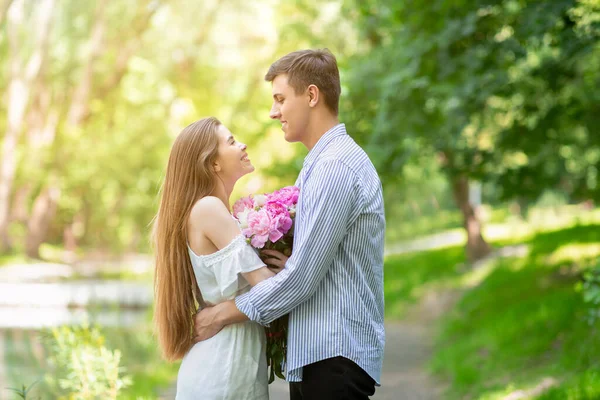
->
[289,356,376,400]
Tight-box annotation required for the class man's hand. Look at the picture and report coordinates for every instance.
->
[193,300,250,343]
[193,304,224,343]
[260,249,289,274]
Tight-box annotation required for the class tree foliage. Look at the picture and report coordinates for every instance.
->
[345,0,599,201]
[0,0,348,257]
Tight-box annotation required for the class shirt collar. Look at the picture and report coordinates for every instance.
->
[303,123,347,168]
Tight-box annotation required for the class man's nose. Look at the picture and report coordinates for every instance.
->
[269,104,280,120]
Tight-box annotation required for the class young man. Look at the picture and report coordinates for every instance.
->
[193,49,385,400]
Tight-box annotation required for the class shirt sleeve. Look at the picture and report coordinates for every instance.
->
[235,159,360,324]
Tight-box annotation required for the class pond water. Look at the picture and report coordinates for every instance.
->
[0,304,174,400]
[0,270,176,400]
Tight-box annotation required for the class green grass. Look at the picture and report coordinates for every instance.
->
[381,206,600,320]
[537,369,600,400]
[430,223,600,400]
[385,204,600,247]
[0,252,30,267]
[384,245,465,319]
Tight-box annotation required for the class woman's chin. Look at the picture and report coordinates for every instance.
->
[242,165,255,175]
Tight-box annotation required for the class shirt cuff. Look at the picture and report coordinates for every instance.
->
[235,292,264,325]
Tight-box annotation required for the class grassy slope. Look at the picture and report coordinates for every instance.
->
[430,224,600,399]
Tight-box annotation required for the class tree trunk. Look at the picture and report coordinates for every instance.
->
[0,0,14,25]
[0,0,55,251]
[410,199,421,216]
[25,186,60,258]
[451,175,491,263]
[9,183,32,224]
[62,220,79,263]
[431,195,440,210]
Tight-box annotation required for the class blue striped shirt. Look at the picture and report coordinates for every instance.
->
[235,123,385,384]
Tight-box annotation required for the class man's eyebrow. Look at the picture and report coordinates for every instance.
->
[272,93,283,99]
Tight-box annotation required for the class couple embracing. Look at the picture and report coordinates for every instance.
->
[153,49,385,400]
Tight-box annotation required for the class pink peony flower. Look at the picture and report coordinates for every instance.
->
[266,186,299,207]
[233,185,298,250]
[242,209,272,248]
[232,195,254,219]
[265,202,293,240]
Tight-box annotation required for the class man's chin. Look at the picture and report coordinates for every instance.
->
[283,132,299,143]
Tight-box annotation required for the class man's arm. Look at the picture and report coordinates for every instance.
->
[193,300,247,342]
[235,159,360,324]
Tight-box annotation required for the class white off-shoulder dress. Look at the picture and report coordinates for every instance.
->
[176,234,269,400]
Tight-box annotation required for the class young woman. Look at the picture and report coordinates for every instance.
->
[153,117,278,399]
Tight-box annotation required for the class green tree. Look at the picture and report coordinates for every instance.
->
[344,0,600,261]
[0,0,352,259]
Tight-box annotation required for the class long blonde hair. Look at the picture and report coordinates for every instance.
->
[153,117,221,361]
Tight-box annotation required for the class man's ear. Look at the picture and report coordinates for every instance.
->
[307,84,319,108]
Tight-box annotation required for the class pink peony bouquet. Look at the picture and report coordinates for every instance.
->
[233,185,298,252]
[232,185,299,383]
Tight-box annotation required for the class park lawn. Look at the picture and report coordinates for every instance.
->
[431,223,600,399]
[0,253,29,267]
[382,206,600,320]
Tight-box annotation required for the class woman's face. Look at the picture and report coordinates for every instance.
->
[213,124,254,182]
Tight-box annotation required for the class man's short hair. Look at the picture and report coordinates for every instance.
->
[265,49,341,115]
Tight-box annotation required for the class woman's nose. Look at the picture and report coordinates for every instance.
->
[239,142,247,150]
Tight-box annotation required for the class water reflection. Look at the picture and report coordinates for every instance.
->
[0,306,148,329]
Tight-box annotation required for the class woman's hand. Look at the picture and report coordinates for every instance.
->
[260,249,289,274]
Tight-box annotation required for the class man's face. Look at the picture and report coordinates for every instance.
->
[269,74,310,143]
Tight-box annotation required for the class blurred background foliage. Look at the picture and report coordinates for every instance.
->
[1,0,599,399]
[0,0,597,262]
